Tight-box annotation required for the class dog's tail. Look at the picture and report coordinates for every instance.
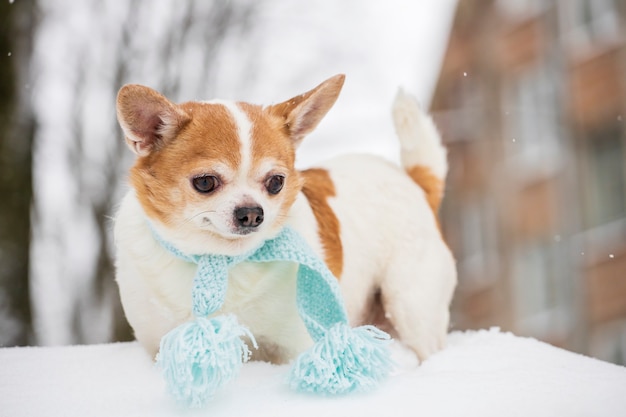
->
[392,89,448,216]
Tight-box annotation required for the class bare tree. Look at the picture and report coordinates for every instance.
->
[0,0,37,347]
[31,0,260,345]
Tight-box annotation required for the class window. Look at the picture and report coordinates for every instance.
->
[497,0,546,19]
[457,197,499,290]
[584,126,626,228]
[590,320,626,366]
[561,0,620,48]
[502,64,562,178]
[437,76,485,143]
[512,239,572,339]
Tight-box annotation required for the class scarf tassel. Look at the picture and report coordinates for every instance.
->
[156,315,256,408]
[288,323,393,395]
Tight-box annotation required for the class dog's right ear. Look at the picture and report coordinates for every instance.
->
[116,85,191,157]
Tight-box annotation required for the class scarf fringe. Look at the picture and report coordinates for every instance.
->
[156,315,256,408]
[150,225,393,406]
[288,323,393,395]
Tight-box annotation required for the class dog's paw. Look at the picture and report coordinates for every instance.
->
[411,333,446,363]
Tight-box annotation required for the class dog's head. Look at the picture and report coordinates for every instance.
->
[116,75,344,255]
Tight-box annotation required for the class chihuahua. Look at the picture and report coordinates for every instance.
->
[114,74,456,364]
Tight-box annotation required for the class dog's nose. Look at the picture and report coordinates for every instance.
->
[234,206,264,228]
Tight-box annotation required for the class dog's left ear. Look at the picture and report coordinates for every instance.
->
[268,74,345,147]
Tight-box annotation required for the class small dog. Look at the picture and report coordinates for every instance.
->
[114,74,456,364]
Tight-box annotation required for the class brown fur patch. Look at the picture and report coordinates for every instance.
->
[406,165,444,219]
[300,168,343,278]
[130,102,241,224]
[239,102,303,232]
[239,102,298,170]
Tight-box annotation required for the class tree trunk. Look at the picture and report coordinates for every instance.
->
[0,0,37,346]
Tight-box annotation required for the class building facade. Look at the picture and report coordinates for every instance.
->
[431,0,626,363]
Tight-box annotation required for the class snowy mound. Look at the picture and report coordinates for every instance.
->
[2,328,625,417]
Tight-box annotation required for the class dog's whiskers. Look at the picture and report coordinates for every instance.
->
[183,210,216,226]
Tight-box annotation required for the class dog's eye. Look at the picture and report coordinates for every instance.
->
[265,175,285,195]
[192,175,219,194]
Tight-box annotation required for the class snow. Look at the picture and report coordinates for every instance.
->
[2,328,625,417]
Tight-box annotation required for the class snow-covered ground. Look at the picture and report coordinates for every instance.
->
[2,328,625,417]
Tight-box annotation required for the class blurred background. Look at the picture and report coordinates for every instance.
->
[1,0,625,366]
[435,0,626,366]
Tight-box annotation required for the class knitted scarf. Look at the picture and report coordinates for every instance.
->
[151,225,392,408]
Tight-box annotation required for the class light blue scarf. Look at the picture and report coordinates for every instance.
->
[152,225,392,408]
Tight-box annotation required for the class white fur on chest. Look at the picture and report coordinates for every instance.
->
[114,191,317,358]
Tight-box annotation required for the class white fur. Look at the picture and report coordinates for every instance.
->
[115,191,320,361]
[393,88,448,179]
[321,155,456,359]
[206,100,253,176]
[115,91,457,363]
